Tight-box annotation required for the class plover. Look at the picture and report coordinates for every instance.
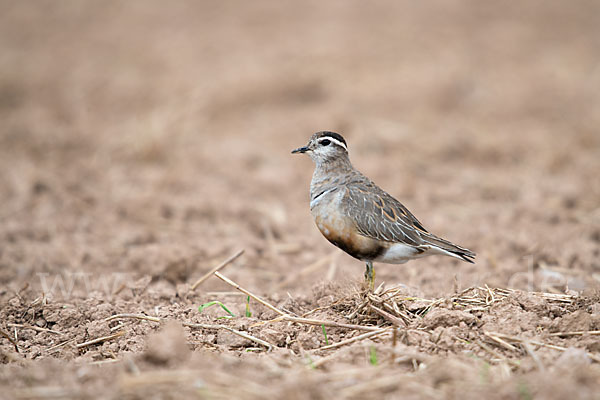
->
[292,131,475,288]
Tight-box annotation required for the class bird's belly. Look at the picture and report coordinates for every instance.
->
[312,205,384,261]
[374,242,424,264]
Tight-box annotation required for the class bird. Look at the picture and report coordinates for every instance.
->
[292,131,475,289]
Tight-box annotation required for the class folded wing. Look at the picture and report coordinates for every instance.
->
[343,176,475,263]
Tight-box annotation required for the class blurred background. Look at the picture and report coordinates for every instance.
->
[1,0,599,296]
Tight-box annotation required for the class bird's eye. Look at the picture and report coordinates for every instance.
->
[321,139,331,146]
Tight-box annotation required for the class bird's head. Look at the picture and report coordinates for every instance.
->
[291,131,349,165]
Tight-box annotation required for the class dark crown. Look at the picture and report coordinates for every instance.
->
[314,131,347,147]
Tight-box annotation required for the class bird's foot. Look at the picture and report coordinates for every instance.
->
[364,262,375,292]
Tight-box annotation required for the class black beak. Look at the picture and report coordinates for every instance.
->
[291,146,309,154]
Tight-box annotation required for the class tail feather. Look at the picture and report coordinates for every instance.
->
[420,234,476,263]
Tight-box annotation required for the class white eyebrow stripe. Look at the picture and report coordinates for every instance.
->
[318,137,347,150]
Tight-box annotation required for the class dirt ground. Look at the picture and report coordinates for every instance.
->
[1,1,600,399]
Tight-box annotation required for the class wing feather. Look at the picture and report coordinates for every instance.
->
[342,176,426,246]
[342,173,476,263]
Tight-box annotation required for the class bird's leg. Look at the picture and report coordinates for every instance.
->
[364,261,375,291]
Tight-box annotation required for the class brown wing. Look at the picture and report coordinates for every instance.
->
[342,174,476,262]
[342,176,428,246]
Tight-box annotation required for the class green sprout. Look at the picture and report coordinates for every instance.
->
[198,301,236,318]
[369,345,378,366]
[321,324,329,345]
[245,295,252,317]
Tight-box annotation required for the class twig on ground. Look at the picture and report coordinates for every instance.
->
[380,301,412,324]
[214,271,287,316]
[89,359,121,366]
[374,282,386,295]
[104,314,161,323]
[7,323,63,335]
[548,330,600,337]
[368,304,406,326]
[46,339,75,354]
[271,315,381,332]
[302,304,337,318]
[190,249,245,291]
[76,331,126,349]
[346,300,368,319]
[29,293,47,307]
[314,328,390,351]
[484,332,519,352]
[0,328,19,352]
[110,323,126,332]
[183,322,273,351]
[485,331,600,363]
